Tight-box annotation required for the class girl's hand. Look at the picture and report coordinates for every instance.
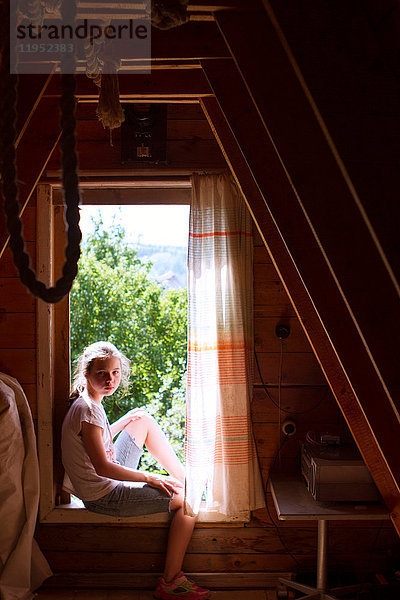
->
[121,408,147,427]
[110,408,150,438]
[144,473,183,496]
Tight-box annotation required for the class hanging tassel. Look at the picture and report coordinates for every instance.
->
[96,57,125,133]
[84,32,104,89]
[83,19,124,138]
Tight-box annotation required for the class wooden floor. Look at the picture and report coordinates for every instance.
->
[36,590,277,600]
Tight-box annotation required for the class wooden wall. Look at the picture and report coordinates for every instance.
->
[46,100,226,173]
[0,205,37,416]
[252,227,349,480]
[0,100,397,589]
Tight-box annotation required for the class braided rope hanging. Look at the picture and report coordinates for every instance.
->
[0,0,81,304]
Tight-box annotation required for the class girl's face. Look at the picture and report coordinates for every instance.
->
[85,356,122,403]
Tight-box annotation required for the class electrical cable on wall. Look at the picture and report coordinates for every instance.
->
[278,338,284,463]
[261,434,301,570]
[306,430,328,446]
[254,350,329,415]
[253,326,301,570]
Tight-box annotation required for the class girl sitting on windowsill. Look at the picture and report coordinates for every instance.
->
[61,341,209,600]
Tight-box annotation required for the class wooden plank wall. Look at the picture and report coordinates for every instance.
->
[0,205,37,415]
[46,101,226,173]
[250,228,397,576]
[0,102,397,587]
[252,227,349,478]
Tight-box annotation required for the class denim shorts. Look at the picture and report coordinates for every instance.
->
[83,430,173,517]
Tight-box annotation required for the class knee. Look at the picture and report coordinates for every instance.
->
[124,410,153,437]
[136,410,156,425]
[126,409,153,429]
[169,492,184,511]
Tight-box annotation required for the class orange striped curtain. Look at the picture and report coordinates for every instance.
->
[185,173,265,519]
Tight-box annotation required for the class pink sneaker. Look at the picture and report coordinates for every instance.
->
[154,572,211,599]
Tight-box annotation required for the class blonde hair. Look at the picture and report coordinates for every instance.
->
[70,341,130,402]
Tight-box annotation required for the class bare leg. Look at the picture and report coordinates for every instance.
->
[124,413,185,482]
[124,415,197,582]
[163,493,196,581]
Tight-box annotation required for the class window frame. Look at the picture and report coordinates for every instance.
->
[36,181,250,524]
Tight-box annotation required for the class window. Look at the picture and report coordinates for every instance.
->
[70,204,189,475]
[37,177,256,524]
[37,180,193,523]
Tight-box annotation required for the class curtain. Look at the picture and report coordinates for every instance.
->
[185,172,265,519]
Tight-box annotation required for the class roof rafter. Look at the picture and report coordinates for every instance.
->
[201,56,400,534]
[44,68,213,99]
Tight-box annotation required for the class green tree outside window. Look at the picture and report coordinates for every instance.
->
[70,221,187,472]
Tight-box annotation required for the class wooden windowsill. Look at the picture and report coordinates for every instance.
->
[42,497,172,524]
[40,497,248,525]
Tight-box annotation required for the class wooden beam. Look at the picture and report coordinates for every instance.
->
[42,1,246,18]
[19,22,229,66]
[0,97,61,260]
[187,0,247,10]
[199,67,400,532]
[44,69,213,99]
[53,187,191,204]
[52,205,71,504]
[36,184,55,521]
[266,0,400,282]
[16,72,55,146]
[47,140,225,172]
[45,167,223,177]
[47,12,214,21]
[76,98,201,104]
[74,63,205,73]
[51,178,192,188]
[214,6,400,413]
[40,571,293,590]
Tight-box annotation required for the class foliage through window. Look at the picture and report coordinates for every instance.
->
[70,216,188,472]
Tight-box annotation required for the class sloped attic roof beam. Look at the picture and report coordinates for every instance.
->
[200,54,400,535]
[202,3,400,532]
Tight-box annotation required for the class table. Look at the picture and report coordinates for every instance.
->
[270,472,389,600]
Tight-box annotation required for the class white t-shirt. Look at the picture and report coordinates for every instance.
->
[61,393,118,501]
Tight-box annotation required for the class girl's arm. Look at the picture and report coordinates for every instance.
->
[81,421,180,496]
[110,408,147,438]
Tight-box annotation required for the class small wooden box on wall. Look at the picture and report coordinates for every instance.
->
[121,104,168,164]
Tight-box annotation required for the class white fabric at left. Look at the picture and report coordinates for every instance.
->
[0,373,52,600]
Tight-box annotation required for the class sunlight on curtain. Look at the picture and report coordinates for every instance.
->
[185,173,265,519]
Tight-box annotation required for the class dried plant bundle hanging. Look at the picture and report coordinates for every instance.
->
[96,56,125,131]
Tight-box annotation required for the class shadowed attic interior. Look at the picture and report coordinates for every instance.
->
[0,0,399,596]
